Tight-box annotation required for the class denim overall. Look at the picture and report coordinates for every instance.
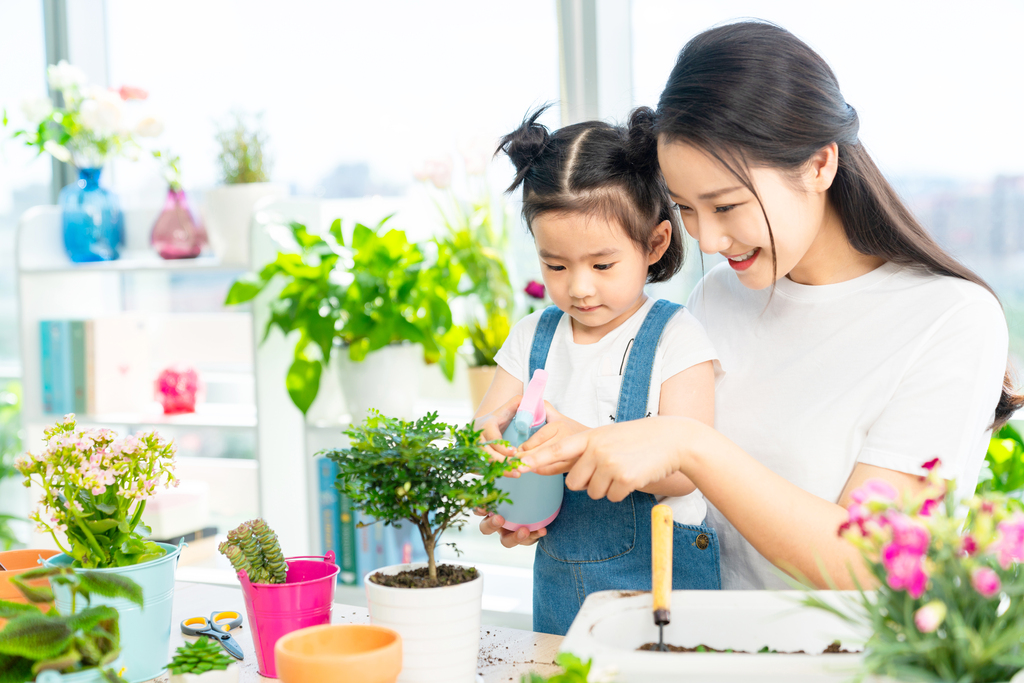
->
[530,301,722,636]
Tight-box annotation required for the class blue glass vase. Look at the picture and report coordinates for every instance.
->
[59,167,125,262]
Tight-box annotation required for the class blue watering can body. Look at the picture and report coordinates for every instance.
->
[495,370,564,531]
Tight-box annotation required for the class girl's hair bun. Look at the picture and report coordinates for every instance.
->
[625,107,660,178]
[497,105,552,192]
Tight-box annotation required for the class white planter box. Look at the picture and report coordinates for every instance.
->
[337,343,422,421]
[202,182,287,266]
[561,590,873,683]
[365,563,482,683]
[168,663,240,683]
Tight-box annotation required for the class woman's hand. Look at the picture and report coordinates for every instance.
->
[474,509,547,547]
[520,416,694,502]
[474,395,522,466]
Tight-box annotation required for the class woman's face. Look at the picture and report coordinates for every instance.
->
[657,139,831,290]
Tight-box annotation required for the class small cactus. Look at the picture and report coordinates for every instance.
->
[169,637,233,675]
[218,518,289,585]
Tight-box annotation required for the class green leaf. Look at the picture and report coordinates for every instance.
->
[8,576,53,605]
[31,646,81,674]
[85,519,120,534]
[329,218,344,246]
[225,274,265,305]
[65,606,119,634]
[0,653,34,683]
[0,613,73,659]
[0,602,41,620]
[76,572,143,607]
[286,358,322,415]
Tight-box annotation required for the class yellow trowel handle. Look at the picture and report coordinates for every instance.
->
[652,503,672,626]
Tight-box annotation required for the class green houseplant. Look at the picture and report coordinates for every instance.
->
[15,416,184,682]
[226,217,466,417]
[320,410,514,683]
[0,564,141,682]
[977,423,1024,511]
[0,382,23,550]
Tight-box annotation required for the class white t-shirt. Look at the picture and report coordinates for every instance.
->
[494,296,719,524]
[689,261,1009,589]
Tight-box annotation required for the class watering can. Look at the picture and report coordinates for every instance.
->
[495,369,564,531]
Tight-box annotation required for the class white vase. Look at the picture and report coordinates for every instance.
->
[169,663,240,683]
[201,183,287,267]
[365,563,483,683]
[337,344,422,421]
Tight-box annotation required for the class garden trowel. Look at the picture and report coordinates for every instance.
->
[652,503,673,651]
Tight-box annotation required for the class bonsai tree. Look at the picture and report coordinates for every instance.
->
[218,518,288,584]
[321,411,514,586]
[0,565,142,682]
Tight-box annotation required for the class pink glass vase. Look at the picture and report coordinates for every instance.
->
[155,366,200,414]
[151,188,207,259]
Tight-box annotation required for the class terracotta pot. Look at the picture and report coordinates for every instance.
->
[0,548,61,625]
[274,624,402,683]
[467,365,497,411]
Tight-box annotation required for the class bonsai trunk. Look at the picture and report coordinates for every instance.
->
[416,520,438,582]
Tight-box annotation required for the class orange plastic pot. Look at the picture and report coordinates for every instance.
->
[0,549,61,624]
[274,624,402,683]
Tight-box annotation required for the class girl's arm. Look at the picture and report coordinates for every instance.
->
[473,366,524,459]
[520,417,931,588]
[637,360,713,497]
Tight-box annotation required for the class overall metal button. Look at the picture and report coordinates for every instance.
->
[694,533,710,550]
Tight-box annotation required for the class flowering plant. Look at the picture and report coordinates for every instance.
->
[14,415,178,569]
[805,459,1024,682]
[2,60,161,168]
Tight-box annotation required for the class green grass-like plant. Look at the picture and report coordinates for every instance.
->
[0,565,141,682]
[215,112,269,185]
[169,638,233,676]
[321,411,514,582]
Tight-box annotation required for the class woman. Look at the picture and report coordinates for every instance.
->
[480,21,1019,590]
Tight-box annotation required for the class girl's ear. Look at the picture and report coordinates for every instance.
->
[805,142,839,192]
[647,220,673,264]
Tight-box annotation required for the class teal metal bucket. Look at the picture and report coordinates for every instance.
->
[35,656,124,683]
[45,541,182,683]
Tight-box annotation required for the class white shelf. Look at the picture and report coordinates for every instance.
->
[66,402,257,428]
[20,252,244,274]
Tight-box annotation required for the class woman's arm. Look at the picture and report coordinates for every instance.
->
[521,417,932,588]
[637,360,713,497]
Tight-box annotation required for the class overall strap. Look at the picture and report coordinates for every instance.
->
[615,300,683,423]
[529,306,564,377]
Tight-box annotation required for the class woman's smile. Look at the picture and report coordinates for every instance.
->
[725,247,760,271]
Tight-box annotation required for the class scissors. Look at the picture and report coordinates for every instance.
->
[180,610,244,660]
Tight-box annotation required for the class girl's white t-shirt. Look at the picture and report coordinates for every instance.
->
[494,296,719,524]
[689,261,1009,589]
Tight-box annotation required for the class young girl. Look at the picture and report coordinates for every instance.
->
[474,108,720,636]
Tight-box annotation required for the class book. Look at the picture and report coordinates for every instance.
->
[69,320,86,414]
[39,321,55,414]
[40,320,74,415]
[338,489,357,585]
[316,457,341,567]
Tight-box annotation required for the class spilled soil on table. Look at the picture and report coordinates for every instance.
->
[638,640,860,654]
[369,564,478,588]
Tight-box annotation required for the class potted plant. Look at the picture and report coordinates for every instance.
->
[201,111,287,267]
[802,459,1024,682]
[167,638,239,683]
[0,564,141,682]
[225,217,466,420]
[14,416,182,683]
[2,61,162,262]
[217,518,338,678]
[321,411,514,683]
[0,381,24,550]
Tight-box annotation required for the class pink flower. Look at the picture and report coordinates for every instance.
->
[850,479,899,506]
[913,601,947,633]
[989,512,1024,569]
[922,458,941,471]
[882,543,929,598]
[961,535,978,556]
[118,85,148,100]
[971,566,1001,598]
[524,280,545,300]
[887,512,930,555]
[920,498,938,517]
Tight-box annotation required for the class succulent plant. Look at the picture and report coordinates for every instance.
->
[218,519,288,585]
[169,638,233,675]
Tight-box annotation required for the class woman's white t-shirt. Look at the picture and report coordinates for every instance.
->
[494,296,719,524]
[689,261,1009,589]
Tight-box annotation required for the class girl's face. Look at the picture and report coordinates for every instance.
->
[657,140,835,290]
[532,212,670,341]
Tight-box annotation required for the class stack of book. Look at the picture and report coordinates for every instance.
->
[39,317,150,416]
[316,457,427,585]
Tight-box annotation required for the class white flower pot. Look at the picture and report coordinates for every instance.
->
[202,182,287,267]
[168,663,240,683]
[365,563,483,683]
[560,590,872,683]
[337,343,422,421]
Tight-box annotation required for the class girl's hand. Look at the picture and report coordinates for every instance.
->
[520,417,691,502]
[519,402,589,452]
[474,509,547,547]
[474,395,522,469]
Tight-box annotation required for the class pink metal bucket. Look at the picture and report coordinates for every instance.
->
[237,551,340,677]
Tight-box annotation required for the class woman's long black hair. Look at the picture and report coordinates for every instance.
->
[648,20,1022,428]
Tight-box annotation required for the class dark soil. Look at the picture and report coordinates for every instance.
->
[638,640,860,655]
[368,564,478,588]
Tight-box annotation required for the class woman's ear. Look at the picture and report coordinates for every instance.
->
[805,142,839,192]
[647,220,672,264]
